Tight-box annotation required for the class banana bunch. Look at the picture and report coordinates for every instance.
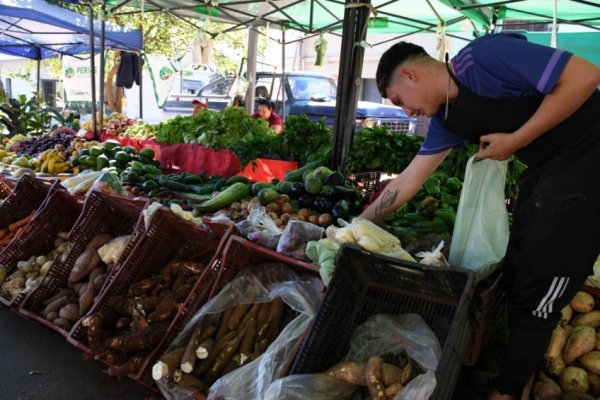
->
[81,120,94,132]
[39,149,71,175]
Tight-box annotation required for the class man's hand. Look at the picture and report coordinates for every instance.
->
[475,133,523,161]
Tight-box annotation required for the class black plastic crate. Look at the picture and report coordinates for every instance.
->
[290,244,474,400]
[346,171,381,194]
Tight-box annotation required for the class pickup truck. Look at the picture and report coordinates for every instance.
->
[163,71,416,134]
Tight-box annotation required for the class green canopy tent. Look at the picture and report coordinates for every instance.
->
[102,0,600,170]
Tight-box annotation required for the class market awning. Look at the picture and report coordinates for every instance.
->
[111,0,600,36]
[0,0,143,60]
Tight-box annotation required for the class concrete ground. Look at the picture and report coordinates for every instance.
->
[0,307,158,400]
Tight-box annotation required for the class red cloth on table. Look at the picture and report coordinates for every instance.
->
[151,143,241,178]
[237,158,298,182]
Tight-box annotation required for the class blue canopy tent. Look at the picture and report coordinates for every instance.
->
[0,0,143,129]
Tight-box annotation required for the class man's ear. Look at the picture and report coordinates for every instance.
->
[398,66,415,82]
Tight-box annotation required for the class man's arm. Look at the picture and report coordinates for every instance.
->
[360,149,451,223]
[477,55,600,161]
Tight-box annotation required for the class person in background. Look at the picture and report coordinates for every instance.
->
[232,94,245,107]
[192,97,208,115]
[252,98,283,133]
[360,33,600,400]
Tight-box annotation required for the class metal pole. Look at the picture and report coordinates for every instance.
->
[281,26,286,123]
[87,4,97,135]
[99,1,107,135]
[139,52,143,119]
[245,26,259,114]
[331,0,371,172]
[36,58,40,97]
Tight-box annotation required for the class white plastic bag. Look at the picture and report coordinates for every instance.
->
[156,263,322,400]
[449,156,509,280]
[60,170,104,195]
[416,241,450,268]
[264,313,441,400]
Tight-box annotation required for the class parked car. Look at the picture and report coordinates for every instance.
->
[163,71,416,133]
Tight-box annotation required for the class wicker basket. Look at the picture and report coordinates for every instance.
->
[0,190,84,307]
[67,207,233,384]
[0,175,16,199]
[19,191,149,337]
[0,174,57,230]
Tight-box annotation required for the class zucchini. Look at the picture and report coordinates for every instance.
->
[251,182,276,196]
[194,183,250,212]
[182,173,206,184]
[187,183,218,195]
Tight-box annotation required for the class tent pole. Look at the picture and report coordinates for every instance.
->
[99,0,107,136]
[36,58,40,98]
[87,4,97,136]
[330,0,371,172]
[245,26,259,115]
[139,52,143,119]
[281,26,286,123]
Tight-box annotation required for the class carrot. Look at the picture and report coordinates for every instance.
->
[8,213,32,233]
[0,233,14,246]
[366,356,386,400]
[0,228,8,240]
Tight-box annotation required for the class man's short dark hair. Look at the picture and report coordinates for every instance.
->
[376,42,429,98]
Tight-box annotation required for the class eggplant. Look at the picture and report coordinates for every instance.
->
[298,194,314,209]
[331,199,350,220]
[313,197,333,214]
[291,182,306,198]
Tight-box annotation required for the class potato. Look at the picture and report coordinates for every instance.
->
[68,247,101,283]
[570,292,595,313]
[578,351,600,374]
[571,311,600,329]
[545,325,567,362]
[533,380,562,400]
[596,332,600,351]
[53,318,72,331]
[46,311,59,321]
[563,324,573,340]
[35,255,47,267]
[40,260,53,276]
[559,366,588,394]
[587,372,600,397]
[561,305,573,325]
[563,326,596,364]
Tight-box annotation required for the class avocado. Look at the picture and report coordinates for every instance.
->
[257,188,279,206]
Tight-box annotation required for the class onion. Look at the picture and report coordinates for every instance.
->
[318,213,334,227]
[280,203,294,215]
[266,202,280,215]
[308,215,319,225]
[298,208,310,218]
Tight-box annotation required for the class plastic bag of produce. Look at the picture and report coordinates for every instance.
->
[155,263,322,400]
[585,254,600,288]
[277,220,324,260]
[238,206,282,248]
[416,241,450,268]
[89,171,129,196]
[97,235,131,266]
[449,156,509,280]
[60,169,103,195]
[306,238,339,287]
[264,313,441,400]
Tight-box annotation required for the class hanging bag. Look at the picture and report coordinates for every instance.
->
[449,156,509,280]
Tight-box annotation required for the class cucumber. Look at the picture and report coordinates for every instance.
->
[284,161,321,182]
[226,175,250,185]
[194,183,249,212]
[213,178,227,191]
[160,180,190,192]
[187,183,216,195]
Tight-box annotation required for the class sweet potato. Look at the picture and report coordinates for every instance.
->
[46,311,59,321]
[586,372,600,397]
[153,347,185,380]
[366,356,386,400]
[107,353,147,377]
[578,351,600,374]
[326,362,405,386]
[572,311,600,329]
[42,295,69,316]
[68,248,101,283]
[171,261,204,277]
[59,303,80,321]
[107,322,169,353]
[563,326,596,364]
[79,283,95,317]
[115,317,130,331]
[53,317,72,331]
[548,353,566,377]
[128,276,163,297]
[92,274,106,293]
[570,292,595,314]
[88,266,106,284]
[147,294,178,324]
[545,325,568,362]
[559,393,596,400]
[559,366,588,394]
[532,380,562,400]
[86,233,113,250]
[561,305,573,325]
